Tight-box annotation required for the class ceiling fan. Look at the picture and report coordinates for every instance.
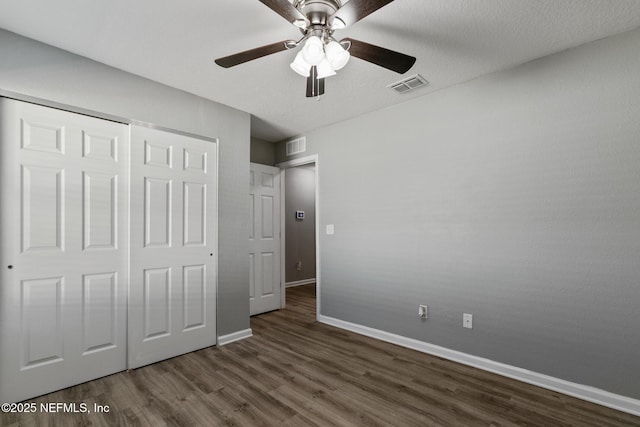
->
[215,0,416,97]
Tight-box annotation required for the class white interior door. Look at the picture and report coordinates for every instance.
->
[128,125,217,369]
[249,163,281,315]
[0,98,128,403]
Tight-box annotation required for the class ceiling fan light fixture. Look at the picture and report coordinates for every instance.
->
[290,51,312,77]
[316,58,336,79]
[214,0,417,97]
[302,36,325,65]
[325,41,350,70]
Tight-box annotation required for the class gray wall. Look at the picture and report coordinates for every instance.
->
[276,28,640,399]
[250,136,276,166]
[285,165,316,283]
[0,29,251,336]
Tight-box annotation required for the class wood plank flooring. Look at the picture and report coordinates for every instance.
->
[2,284,639,426]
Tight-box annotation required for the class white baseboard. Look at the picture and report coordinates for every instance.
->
[217,328,253,346]
[318,315,640,417]
[285,278,316,288]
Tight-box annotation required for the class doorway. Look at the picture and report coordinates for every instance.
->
[277,155,320,318]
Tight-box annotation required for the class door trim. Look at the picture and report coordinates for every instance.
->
[276,155,320,320]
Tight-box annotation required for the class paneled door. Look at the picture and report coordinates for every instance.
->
[0,98,128,403]
[128,126,217,369]
[249,163,281,315]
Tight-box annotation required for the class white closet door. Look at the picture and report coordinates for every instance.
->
[249,163,281,315]
[128,126,217,369]
[0,98,128,403]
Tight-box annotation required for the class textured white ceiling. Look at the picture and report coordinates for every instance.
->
[1,0,640,141]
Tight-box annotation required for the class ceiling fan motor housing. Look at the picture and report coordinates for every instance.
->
[294,0,342,26]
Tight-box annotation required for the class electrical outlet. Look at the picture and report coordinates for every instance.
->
[463,313,473,329]
[418,305,428,319]
[296,261,302,271]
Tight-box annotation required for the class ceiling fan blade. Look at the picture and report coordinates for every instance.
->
[215,41,291,68]
[258,0,309,27]
[342,38,416,74]
[330,0,394,28]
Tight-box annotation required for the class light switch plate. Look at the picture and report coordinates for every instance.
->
[463,313,473,329]
[326,224,334,235]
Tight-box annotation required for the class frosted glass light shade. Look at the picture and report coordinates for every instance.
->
[290,51,311,77]
[325,41,350,70]
[316,58,336,79]
[302,36,325,65]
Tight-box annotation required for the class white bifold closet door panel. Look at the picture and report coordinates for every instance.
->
[0,98,128,403]
[128,126,217,369]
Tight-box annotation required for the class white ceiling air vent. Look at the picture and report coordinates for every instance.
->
[286,136,306,156]
[388,74,429,94]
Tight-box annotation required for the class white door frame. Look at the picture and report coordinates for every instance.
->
[276,155,320,319]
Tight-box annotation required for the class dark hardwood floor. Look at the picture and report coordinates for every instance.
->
[2,284,639,426]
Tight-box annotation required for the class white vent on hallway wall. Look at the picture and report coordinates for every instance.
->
[286,137,306,156]
[388,74,428,94]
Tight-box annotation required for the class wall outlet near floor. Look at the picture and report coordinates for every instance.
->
[418,305,428,319]
[463,313,473,329]
[296,261,302,271]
